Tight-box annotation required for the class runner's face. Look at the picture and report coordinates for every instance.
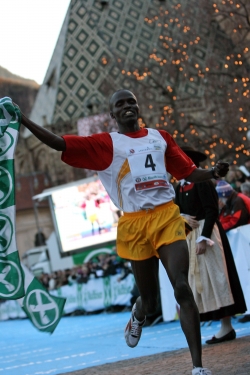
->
[110,90,139,126]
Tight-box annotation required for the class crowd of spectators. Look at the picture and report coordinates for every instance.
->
[225,158,250,192]
[38,158,250,293]
[38,253,133,291]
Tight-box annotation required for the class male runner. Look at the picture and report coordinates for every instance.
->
[18,89,228,375]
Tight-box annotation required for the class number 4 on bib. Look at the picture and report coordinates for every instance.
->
[127,143,169,191]
[145,154,156,171]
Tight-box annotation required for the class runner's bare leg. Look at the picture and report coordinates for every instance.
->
[158,240,202,368]
[130,256,159,321]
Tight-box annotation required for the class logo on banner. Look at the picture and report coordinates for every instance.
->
[0,98,19,137]
[0,132,14,157]
[0,260,23,297]
[0,166,13,205]
[25,289,60,329]
[0,106,12,136]
[0,215,13,253]
[103,277,112,307]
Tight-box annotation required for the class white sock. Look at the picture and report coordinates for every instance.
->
[215,317,233,338]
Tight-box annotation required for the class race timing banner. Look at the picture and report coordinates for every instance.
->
[0,97,66,333]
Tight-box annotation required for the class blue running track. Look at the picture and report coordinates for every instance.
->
[1,313,250,375]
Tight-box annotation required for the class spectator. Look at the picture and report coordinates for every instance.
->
[225,163,238,190]
[244,157,250,174]
[76,265,90,284]
[55,270,69,288]
[38,254,127,289]
[67,267,79,286]
[238,158,250,181]
[39,272,50,289]
[175,147,246,344]
[216,180,250,231]
[240,181,250,198]
[89,260,104,278]
[102,258,117,277]
[234,168,247,192]
[48,272,57,290]
[117,261,133,282]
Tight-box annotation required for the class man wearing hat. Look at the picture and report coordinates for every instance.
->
[238,157,250,182]
[216,180,250,231]
[240,181,250,198]
[175,147,246,344]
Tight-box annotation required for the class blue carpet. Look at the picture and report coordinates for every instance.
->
[0,313,249,375]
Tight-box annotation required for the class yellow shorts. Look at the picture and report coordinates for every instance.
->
[116,200,187,261]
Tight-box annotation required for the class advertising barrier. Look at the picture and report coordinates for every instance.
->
[1,224,250,323]
[0,273,134,321]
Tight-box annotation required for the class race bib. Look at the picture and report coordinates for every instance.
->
[127,141,169,191]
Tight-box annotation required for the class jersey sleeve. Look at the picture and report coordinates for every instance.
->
[61,133,113,171]
[158,130,196,180]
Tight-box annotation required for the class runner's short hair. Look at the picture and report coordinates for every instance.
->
[109,89,135,110]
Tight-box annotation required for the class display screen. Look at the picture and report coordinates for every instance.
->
[50,178,120,253]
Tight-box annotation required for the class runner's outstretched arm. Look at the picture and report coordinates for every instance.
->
[21,112,66,152]
[186,161,229,182]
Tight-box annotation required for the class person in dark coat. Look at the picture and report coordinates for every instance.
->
[175,146,246,344]
[216,180,250,231]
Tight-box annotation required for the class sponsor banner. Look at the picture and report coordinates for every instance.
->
[0,97,25,300]
[52,274,134,313]
[0,274,135,320]
[227,224,250,314]
[0,97,66,334]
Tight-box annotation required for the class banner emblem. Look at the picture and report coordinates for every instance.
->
[0,132,14,156]
[0,260,23,297]
[0,214,13,252]
[0,166,13,206]
[25,289,60,329]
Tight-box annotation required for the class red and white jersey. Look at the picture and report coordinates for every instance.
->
[100,129,174,211]
[62,128,196,212]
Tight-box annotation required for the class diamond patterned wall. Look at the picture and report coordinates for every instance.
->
[29,0,231,128]
[52,0,162,124]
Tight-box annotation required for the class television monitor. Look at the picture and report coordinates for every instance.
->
[49,177,120,254]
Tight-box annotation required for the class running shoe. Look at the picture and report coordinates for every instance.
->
[124,303,146,348]
[192,367,212,375]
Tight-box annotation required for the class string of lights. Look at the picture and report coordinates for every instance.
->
[104,0,250,166]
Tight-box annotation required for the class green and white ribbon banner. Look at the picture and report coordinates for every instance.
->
[0,97,66,333]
